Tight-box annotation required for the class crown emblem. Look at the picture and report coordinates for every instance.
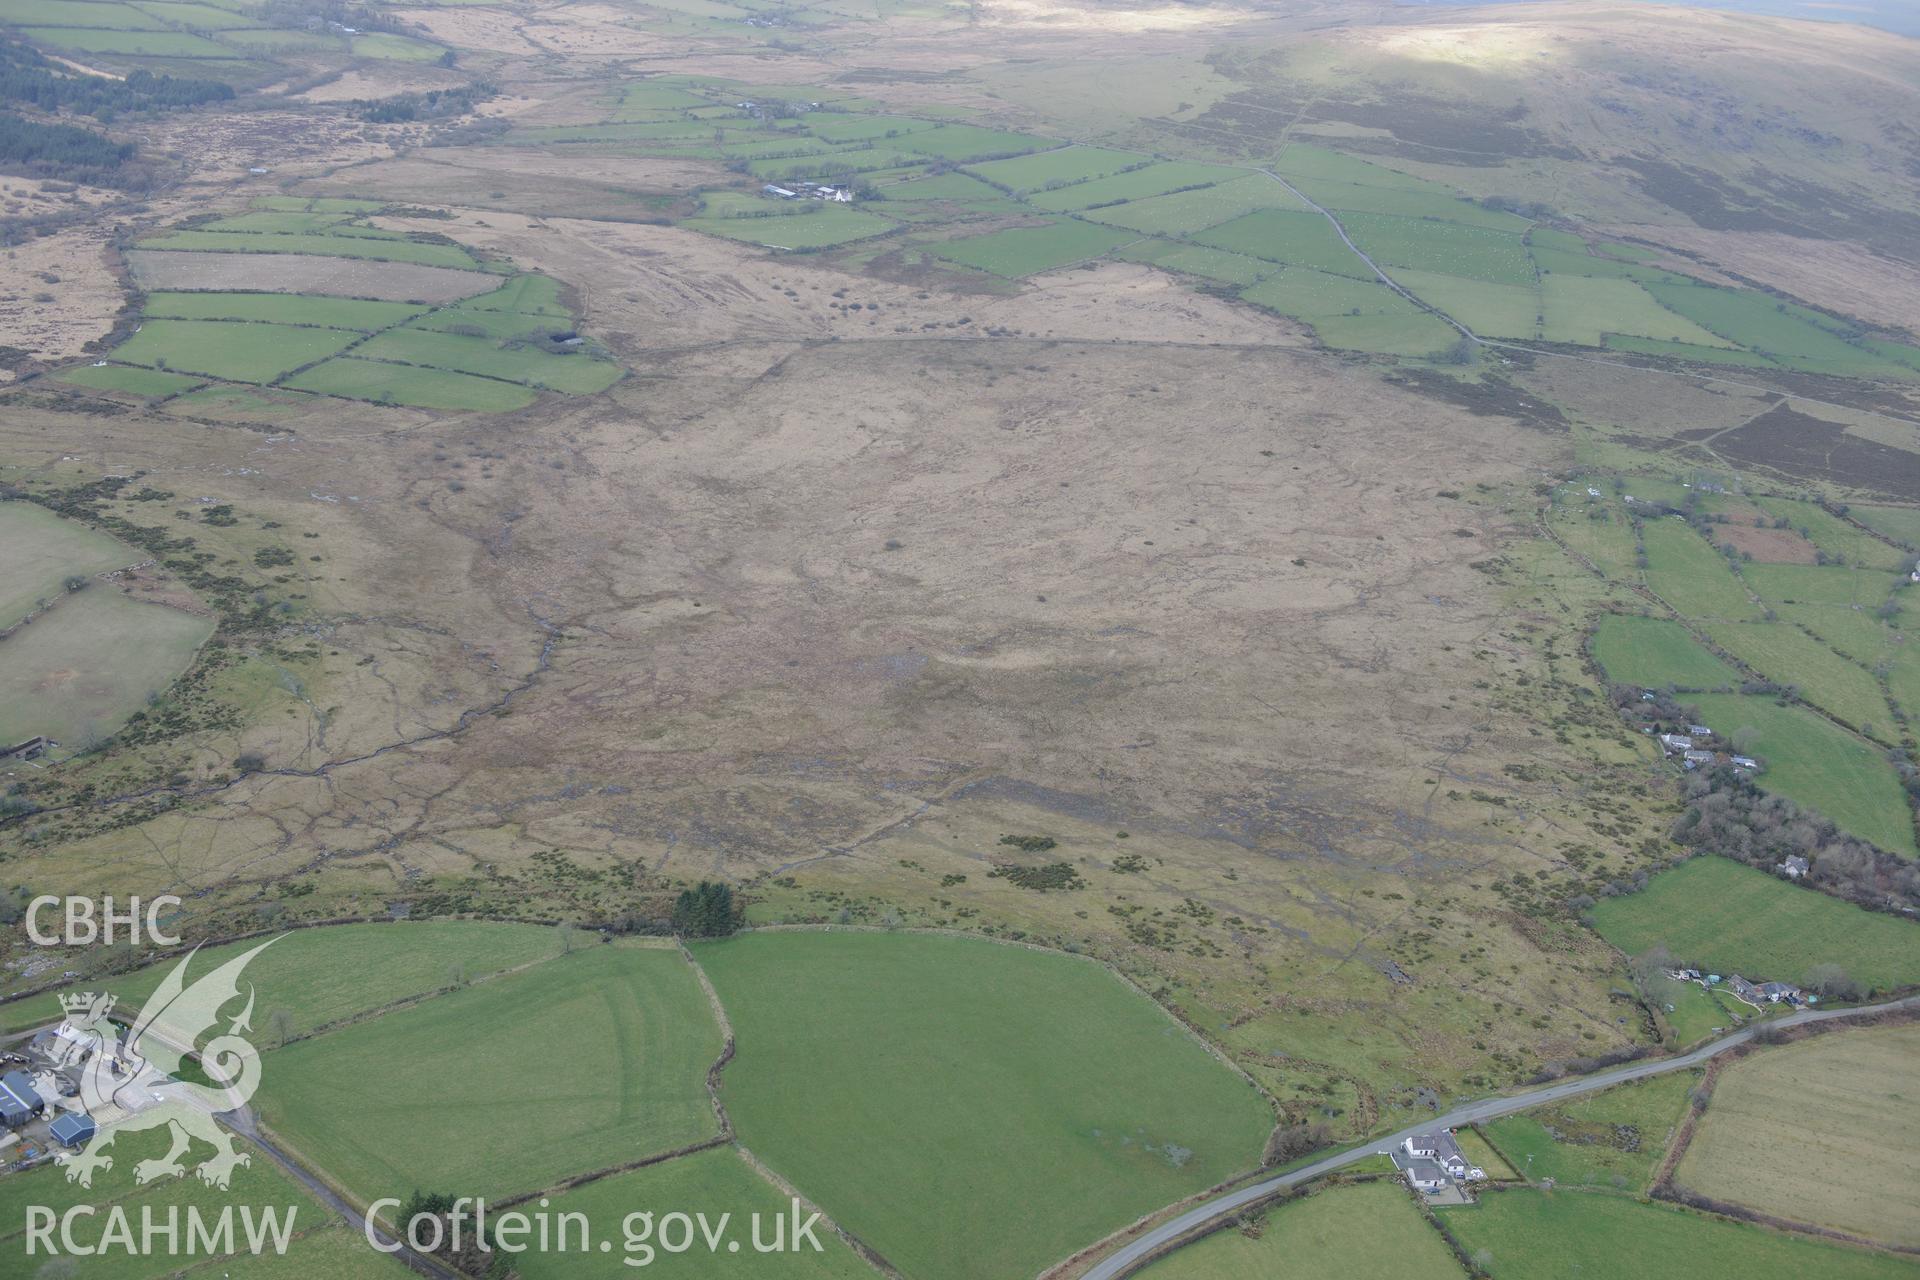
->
[60,991,116,1020]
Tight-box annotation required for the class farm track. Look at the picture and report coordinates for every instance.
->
[1073,993,1920,1280]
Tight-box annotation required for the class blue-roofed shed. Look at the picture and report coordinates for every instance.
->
[49,1112,95,1148]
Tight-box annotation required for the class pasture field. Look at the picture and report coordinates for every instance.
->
[467,273,568,314]
[1340,214,1534,286]
[890,123,1055,161]
[1640,520,1760,620]
[1742,564,1898,606]
[1439,1190,1919,1280]
[0,0,167,26]
[257,943,722,1204]
[409,305,570,340]
[1551,501,1640,579]
[56,363,205,397]
[1191,206,1370,276]
[1646,283,1920,378]
[1116,240,1273,286]
[1704,622,1893,735]
[132,0,258,28]
[1751,498,1910,572]
[1138,1180,1465,1280]
[214,1226,414,1280]
[142,292,428,329]
[0,588,213,747]
[1238,271,1456,355]
[696,932,1275,1280]
[0,1126,347,1280]
[0,920,567,1032]
[1779,603,1897,666]
[141,230,479,270]
[1686,692,1916,856]
[511,1146,873,1280]
[285,358,539,412]
[1540,276,1730,348]
[1304,182,1529,230]
[1677,1023,1920,1246]
[1482,1072,1696,1191]
[20,26,238,56]
[965,145,1140,190]
[1589,614,1738,689]
[684,207,897,249]
[1589,856,1920,992]
[933,220,1135,277]
[0,500,137,631]
[1027,162,1241,212]
[352,329,623,394]
[113,319,359,383]
[1856,505,1920,549]
[1081,174,1308,234]
[880,171,1013,207]
[1395,269,1539,339]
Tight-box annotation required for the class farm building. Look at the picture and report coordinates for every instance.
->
[48,1112,95,1148]
[1400,1158,1450,1193]
[1726,975,1763,1005]
[762,184,799,199]
[0,1074,39,1128]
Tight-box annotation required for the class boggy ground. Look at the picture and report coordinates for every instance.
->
[0,218,1656,1120]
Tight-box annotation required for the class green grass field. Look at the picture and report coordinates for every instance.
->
[57,363,205,398]
[0,587,213,747]
[0,1127,350,1280]
[1027,162,1240,212]
[21,25,237,56]
[1743,564,1899,607]
[1541,276,1730,348]
[1081,174,1309,234]
[350,329,622,394]
[1482,1072,1697,1192]
[966,145,1140,190]
[1855,506,1920,550]
[1640,521,1761,621]
[510,1146,873,1279]
[1589,614,1739,689]
[1589,856,1920,992]
[1139,1180,1465,1280]
[695,932,1275,1280]
[1686,692,1916,855]
[1439,1190,1918,1280]
[114,319,359,383]
[257,943,721,1204]
[0,920,567,1033]
[143,292,427,330]
[933,220,1136,277]
[1677,1023,1920,1247]
[1394,269,1540,339]
[1704,622,1894,735]
[1341,214,1535,286]
[0,499,139,631]
[1117,240,1274,286]
[1193,207,1372,277]
[285,358,538,412]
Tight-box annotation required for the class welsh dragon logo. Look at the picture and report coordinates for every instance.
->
[48,939,276,1190]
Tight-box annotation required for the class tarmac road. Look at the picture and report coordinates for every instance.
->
[1079,994,1920,1280]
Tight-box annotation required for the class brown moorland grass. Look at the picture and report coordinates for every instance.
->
[1675,1023,1920,1247]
